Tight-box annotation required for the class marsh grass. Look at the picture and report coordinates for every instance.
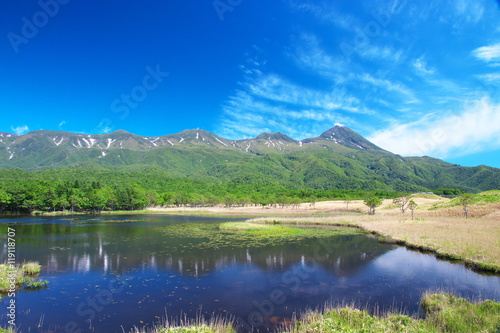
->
[421,293,500,333]
[219,222,297,236]
[22,261,41,275]
[0,328,15,333]
[0,262,47,293]
[129,293,500,333]
[130,314,236,333]
[283,293,500,333]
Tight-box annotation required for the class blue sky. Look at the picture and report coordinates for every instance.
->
[1,0,500,167]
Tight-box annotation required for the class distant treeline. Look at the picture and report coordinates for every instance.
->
[432,188,464,196]
[0,168,406,214]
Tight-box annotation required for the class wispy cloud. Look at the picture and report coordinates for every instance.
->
[217,0,500,166]
[286,0,356,31]
[96,121,113,134]
[473,43,500,63]
[246,73,373,114]
[477,73,500,82]
[358,45,405,63]
[369,99,500,158]
[219,86,353,140]
[291,33,348,80]
[357,73,417,102]
[451,0,485,24]
[412,57,435,76]
[11,125,30,135]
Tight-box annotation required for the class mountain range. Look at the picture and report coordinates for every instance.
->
[1,126,499,192]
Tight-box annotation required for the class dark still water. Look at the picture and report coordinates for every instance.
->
[0,215,499,333]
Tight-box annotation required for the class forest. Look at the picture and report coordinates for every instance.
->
[0,167,406,214]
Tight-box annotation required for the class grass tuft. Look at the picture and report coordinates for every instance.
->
[0,261,47,293]
[283,293,500,333]
[130,314,235,333]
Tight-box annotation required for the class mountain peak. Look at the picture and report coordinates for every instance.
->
[255,132,297,142]
[318,126,382,151]
[0,132,17,138]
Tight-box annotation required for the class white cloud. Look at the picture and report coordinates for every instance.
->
[473,44,500,63]
[292,33,348,80]
[246,73,373,114]
[358,45,404,63]
[369,98,500,158]
[477,73,500,82]
[451,0,484,23]
[287,1,356,31]
[412,57,435,76]
[358,73,417,102]
[96,121,113,134]
[58,121,67,129]
[219,90,352,140]
[11,125,30,135]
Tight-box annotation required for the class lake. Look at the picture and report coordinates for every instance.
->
[1,215,499,332]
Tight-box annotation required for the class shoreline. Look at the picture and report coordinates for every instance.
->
[2,197,499,273]
[248,217,500,275]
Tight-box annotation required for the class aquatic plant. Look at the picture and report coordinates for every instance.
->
[154,222,362,251]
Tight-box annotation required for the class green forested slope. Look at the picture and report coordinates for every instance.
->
[1,126,499,204]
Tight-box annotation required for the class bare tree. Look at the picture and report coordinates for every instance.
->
[393,195,411,214]
[459,193,474,219]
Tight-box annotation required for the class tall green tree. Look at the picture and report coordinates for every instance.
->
[364,196,382,215]
[0,188,12,213]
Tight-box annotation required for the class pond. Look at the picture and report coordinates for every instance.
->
[0,215,499,333]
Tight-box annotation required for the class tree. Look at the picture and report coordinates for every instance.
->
[291,197,301,209]
[0,189,12,213]
[459,193,474,219]
[364,196,382,215]
[393,195,411,214]
[408,200,418,220]
[223,194,236,208]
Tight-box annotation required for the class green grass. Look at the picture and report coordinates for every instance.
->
[430,191,500,210]
[0,262,47,293]
[219,222,298,236]
[151,326,234,333]
[25,279,49,289]
[22,261,41,275]
[129,293,499,333]
[286,293,500,333]
[421,293,500,333]
[130,316,236,333]
[0,328,15,333]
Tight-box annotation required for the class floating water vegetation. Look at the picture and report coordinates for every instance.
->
[25,279,49,289]
[154,222,362,250]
